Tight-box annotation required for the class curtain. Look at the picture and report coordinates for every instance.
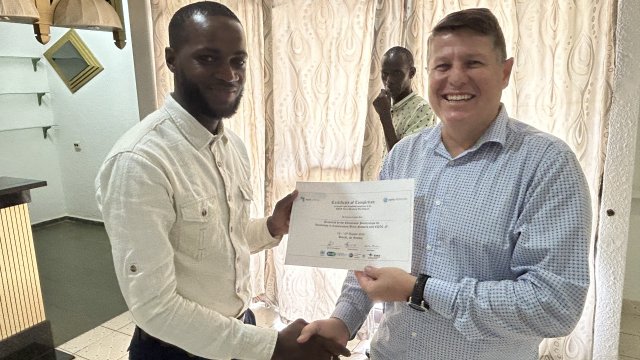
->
[150,1,616,358]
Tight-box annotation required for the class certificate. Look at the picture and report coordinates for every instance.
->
[285,179,414,271]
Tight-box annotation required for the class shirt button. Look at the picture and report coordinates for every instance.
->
[227,195,232,202]
[230,226,233,233]
[217,161,223,167]
[201,209,208,216]
[130,265,137,273]
[426,244,432,251]
[434,200,442,206]
[236,286,241,293]
[411,332,417,337]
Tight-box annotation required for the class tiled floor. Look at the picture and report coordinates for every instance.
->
[620,299,640,359]
[55,304,369,360]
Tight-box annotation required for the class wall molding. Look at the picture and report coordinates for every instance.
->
[32,215,103,229]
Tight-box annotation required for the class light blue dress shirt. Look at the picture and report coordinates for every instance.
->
[332,106,591,359]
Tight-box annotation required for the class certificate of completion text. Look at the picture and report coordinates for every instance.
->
[286,179,414,271]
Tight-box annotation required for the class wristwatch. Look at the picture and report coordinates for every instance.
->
[408,274,430,311]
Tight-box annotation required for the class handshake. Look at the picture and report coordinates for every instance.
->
[270,317,352,360]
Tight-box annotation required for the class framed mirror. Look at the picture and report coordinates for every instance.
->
[44,29,103,93]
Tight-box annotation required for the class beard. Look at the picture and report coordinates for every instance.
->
[179,71,244,119]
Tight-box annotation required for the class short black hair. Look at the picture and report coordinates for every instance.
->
[384,46,414,67]
[429,8,507,61]
[168,1,241,49]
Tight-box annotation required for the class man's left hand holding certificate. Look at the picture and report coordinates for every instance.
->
[286,179,414,271]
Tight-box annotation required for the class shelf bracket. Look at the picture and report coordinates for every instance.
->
[31,57,41,72]
[36,92,46,106]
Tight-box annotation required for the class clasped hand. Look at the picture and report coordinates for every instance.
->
[294,267,416,360]
[271,318,350,360]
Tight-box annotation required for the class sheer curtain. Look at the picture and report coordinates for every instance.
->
[150,1,616,358]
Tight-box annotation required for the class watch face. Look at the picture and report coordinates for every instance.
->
[408,302,426,312]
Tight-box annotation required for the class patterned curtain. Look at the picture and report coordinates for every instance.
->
[150,1,616,358]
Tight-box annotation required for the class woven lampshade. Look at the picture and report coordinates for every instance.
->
[0,0,40,24]
[54,0,122,30]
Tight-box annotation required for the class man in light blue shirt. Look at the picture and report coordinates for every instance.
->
[299,8,591,360]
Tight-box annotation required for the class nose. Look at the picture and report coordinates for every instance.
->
[448,64,467,87]
[215,63,239,82]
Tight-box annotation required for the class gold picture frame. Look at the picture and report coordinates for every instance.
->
[44,29,103,93]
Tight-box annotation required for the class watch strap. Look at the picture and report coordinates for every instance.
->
[408,274,430,311]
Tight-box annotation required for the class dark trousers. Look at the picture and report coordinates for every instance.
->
[128,309,256,360]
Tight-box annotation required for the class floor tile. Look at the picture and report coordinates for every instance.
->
[623,299,640,317]
[346,338,361,351]
[346,339,369,359]
[57,326,113,354]
[75,330,131,360]
[117,321,136,337]
[621,314,640,336]
[619,333,640,358]
[102,312,132,332]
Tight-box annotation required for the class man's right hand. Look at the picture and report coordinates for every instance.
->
[297,318,350,353]
[372,88,392,117]
[271,318,350,360]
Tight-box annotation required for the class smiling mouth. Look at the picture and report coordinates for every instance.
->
[211,87,237,93]
[444,94,474,102]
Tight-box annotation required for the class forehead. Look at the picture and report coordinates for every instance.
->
[381,53,410,69]
[181,14,246,52]
[429,30,496,58]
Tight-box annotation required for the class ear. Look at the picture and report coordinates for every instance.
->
[501,57,514,88]
[409,66,416,78]
[165,47,176,73]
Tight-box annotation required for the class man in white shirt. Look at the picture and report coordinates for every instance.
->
[373,46,435,152]
[95,2,349,360]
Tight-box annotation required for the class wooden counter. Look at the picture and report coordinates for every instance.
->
[0,177,71,359]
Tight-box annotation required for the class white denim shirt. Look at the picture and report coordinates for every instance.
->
[96,95,279,360]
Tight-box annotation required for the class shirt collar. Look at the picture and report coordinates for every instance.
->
[164,94,228,150]
[428,104,509,158]
[471,104,508,150]
[391,92,418,111]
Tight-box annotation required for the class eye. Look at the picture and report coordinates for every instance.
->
[197,55,216,64]
[467,60,484,68]
[433,63,450,72]
[232,58,247,67]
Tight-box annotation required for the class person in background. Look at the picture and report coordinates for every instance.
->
[373,46,435,152]
[299,8,591,360]
[96,2,349,359]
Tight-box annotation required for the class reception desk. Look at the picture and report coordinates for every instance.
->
[0,177,71,359]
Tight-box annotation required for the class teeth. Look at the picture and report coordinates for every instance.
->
[446,94,473,101]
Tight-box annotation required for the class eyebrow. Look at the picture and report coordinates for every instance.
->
[195,48,248,57]
[430,51,490,61]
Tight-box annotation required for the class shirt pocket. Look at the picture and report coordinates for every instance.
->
[238,184,253,234]
[178,196,219,261]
